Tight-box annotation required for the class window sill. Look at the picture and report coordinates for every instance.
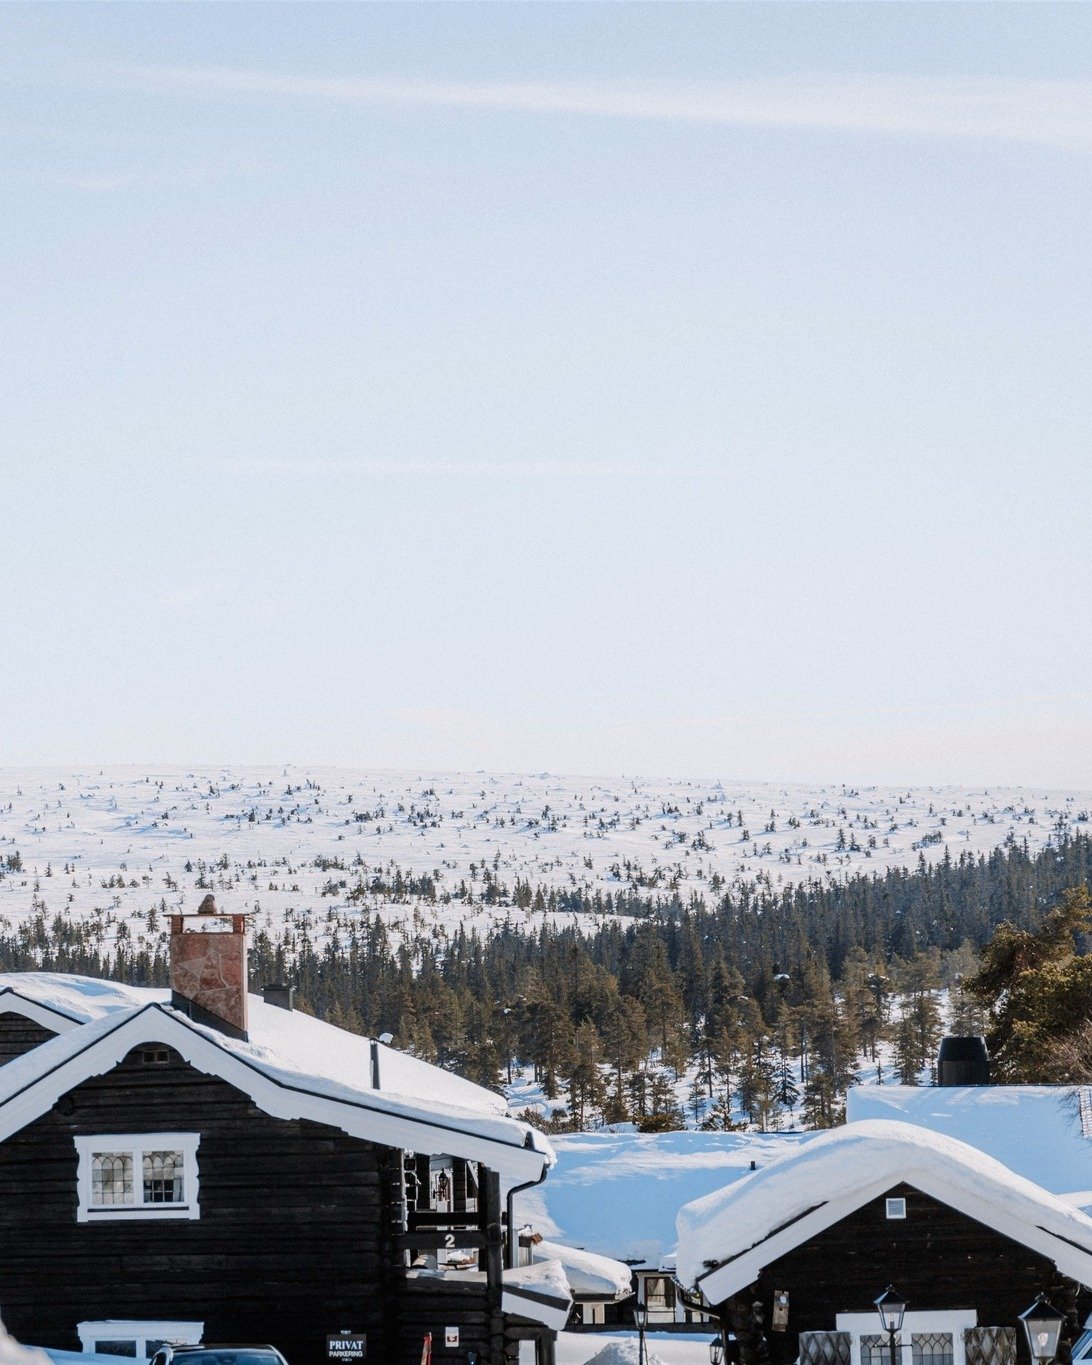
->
[78,1204,199,1223]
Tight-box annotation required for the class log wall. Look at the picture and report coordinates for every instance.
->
[0,1011,57,1065]
[0,1046,392,1365]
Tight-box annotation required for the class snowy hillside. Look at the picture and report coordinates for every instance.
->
[0,766,1089,951]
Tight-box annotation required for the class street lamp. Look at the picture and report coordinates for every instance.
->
[633,1298,649,1365]
[1020,1296,1066,1365]
[875,1286,907,1365]
[709,1338,725,1365]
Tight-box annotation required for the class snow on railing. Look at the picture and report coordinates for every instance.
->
[1078,1086,1092,1140]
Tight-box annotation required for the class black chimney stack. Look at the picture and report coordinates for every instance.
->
[937,1036,990,1086]
[262,983,295,1012]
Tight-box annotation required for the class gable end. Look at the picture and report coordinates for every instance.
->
[0,1011,61,1066]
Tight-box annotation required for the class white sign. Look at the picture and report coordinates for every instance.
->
[445,1328,460,1349]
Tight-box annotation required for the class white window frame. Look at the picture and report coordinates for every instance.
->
[77,1320,203,1358]
[886,1196,907,1219]
[74,1133,200,1222]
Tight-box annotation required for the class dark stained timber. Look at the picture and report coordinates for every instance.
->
[0,1044,539,1365]
[0,1011,57,1065]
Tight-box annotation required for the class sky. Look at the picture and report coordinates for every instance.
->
[1,3,1091,787]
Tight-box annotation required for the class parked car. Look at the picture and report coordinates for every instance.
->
[148,1347,289,1365]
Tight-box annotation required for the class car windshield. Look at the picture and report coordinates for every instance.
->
[175,1353,279,1365]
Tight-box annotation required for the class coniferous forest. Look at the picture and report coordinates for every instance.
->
[2,833,1091,1132]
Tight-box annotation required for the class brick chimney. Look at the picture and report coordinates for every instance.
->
[170,898,249,1040]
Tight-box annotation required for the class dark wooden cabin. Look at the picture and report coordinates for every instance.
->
[675,1121,1092,1365]
[0,914,569,1365]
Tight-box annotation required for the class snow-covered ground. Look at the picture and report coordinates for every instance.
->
[0,766,1088,954]
[556,1332,715,1365]
[515,1089,1092,1281]
[516,1129,819,1267]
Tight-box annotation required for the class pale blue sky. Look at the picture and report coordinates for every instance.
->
[2,3,1091,785]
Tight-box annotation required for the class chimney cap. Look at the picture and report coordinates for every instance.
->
[262,983,296,1011]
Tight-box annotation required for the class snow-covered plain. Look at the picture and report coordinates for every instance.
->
[0,766,1088,954]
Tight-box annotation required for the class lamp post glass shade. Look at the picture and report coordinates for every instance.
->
[1020,1297,1066,1362]
[710,1341,725,1365]
[875,1288,907,1335]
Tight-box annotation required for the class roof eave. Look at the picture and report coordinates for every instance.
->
[0,1004,550,1182]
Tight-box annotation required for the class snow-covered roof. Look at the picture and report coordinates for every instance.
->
[0,1323,49,1365]
[533,1240,634,1301]
[501,1260,574,1330]
[0,972,504,1116]
[581,1340,673,1365]
[0,973,553,1182]
[0,973,170,1029]
[675,1119,1092,1305]
[514,1129,817,1269]
[847,1085,1092,1207]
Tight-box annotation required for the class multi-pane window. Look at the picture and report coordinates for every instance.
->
[75,1134,199,1221]
[143,1151,184,1204]
[91,1153,134,1207]
[913,1335,954,1365]
[861,1335,891,1365]
[643,1276,676,1313]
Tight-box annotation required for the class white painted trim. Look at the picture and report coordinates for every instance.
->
[837,1309,977,1365]
[77,1320,204,1356]
[696,1167,1092,1304]
[0,988,80,1033]
[0,1005,548,1182]
[74,1133,200,1223]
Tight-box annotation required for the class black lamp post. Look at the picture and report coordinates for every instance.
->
[633,1299,649,1365]
[1020,1296,1066,1365]
[875,1286,907,1365]
[709,1337,725,1365]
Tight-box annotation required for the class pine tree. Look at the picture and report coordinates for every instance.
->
[967,885,1092,1081]
[894,1012,920,1085]
[568,1021,606,1128]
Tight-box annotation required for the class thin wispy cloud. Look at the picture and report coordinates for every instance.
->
[220,456,693,479]
[41,165,212,192]
[108,65,1092,153]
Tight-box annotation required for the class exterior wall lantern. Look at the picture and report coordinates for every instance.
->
[1020,1296,1066,1365]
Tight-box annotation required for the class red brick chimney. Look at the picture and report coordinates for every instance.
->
[170,898,249,1040]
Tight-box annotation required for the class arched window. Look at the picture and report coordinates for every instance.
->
[91,1153,134,1206]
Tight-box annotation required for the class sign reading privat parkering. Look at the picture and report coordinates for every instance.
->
[327,1333,367,1360]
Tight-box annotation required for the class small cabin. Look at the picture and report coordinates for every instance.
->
[675,1120,1092,1365]
[0,910,571,1365]
[515,1233,634,1328]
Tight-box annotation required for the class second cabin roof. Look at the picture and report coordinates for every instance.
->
[675,1118,1092,1304]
